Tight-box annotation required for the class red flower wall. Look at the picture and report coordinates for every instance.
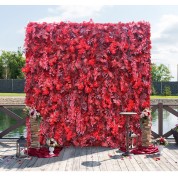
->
[23,21,151,148]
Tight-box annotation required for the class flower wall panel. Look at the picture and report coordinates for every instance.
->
[23,21,151,148]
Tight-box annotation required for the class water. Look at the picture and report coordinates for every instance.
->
[0,107,178,138]
[151,108,178,138]
[0,106,27,138]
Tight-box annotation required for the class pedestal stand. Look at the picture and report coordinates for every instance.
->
[120,112,137,156]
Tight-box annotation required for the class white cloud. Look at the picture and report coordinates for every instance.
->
[151,14,178,80]
[37,16,62,23]
[44,5,104,22]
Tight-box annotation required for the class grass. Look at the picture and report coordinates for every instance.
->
[0,93,26,96]
[151,95,178,99]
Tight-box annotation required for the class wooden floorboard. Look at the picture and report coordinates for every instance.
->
[0,140,178,171]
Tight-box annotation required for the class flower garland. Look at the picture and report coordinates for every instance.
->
[23,20,151,148]
[153,137,168,146]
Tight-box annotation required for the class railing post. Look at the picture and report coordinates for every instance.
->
[158,103,163,136]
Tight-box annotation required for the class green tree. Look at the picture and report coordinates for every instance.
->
[0,57,3,78]
[0,48,25,79]
[163,86,172,96]
[151,63,173,82]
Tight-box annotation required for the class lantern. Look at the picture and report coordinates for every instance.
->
[16,136,28,158]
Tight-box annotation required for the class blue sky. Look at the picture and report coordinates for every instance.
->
[1,5,178,80]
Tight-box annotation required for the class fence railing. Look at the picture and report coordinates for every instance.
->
[0,104,25,138]
[0,103,177,139]
[151,103,178,138]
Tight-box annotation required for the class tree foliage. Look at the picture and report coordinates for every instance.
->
[0,48,25,79]
[151,63,173,82]
[163,86,172,96]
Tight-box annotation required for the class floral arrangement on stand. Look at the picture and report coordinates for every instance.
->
[153,137,168,154]
[24,106,42,148]
[46,138,58,155]
[23,106,42,122]
[23,20,151,148]
[171,124,178,144]
[140,108,152,147]
[140,108,151,125]
[154,137,168,146]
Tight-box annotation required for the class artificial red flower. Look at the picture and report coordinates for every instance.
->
[24,20,151,148]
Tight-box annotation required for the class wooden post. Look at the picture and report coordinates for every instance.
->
[30,118,40,148]
[142,118,152,147]
[158,103,163,136]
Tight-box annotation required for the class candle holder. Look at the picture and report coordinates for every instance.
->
[120,112,137,156]
[16,136,28,158]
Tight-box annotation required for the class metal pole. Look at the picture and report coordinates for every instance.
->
[12,79,13,92]
[177,64,178,81]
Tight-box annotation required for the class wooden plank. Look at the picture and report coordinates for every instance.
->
[22,157,38,171]
[56,147,74,171]
[85,147,93,171]
[158,103,163,136]
[133,154,149,171]
[9,157,29,171]
[0,150,17,171]
[0,119,26,138]
[91,147,100,171]
[164,105,178,117]
[72,147,82,171]
[145,155,162,171]
[39,158,51,171]
[160,148,178,170]
[78,147,87,171]
[16,157,34,170]
[151,131,159,138]
[138,154,158,171]
[64,146,76,171]
[163,147,178,169]
[122,155,135,171]
[107,148,121,171]
[50,147,66,171]
[112,149,128,171]
[98,147,113,171]
[128,155,142,171]
[29,158,44,171]
[0,106,23,121]
[145,154,171,171]
[0,147,14,168]
[151,105,158,113]
[163,129,174,138]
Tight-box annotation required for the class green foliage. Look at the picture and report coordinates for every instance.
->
[0,48,25,79]
[0,58,3,78]
[151,85,157,95]
[163,86,172,96]
[151,63,173,82]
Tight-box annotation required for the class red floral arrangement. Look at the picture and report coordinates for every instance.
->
[23,20,151,148]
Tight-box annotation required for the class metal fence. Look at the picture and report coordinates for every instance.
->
[0,80,178,94]
[0,79,25,93]
[152,81,178,95]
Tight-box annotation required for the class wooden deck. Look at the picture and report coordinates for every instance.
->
[0,139,178,171]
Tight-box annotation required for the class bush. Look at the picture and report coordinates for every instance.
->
[151,85,157,95]
[163,86,172,96]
